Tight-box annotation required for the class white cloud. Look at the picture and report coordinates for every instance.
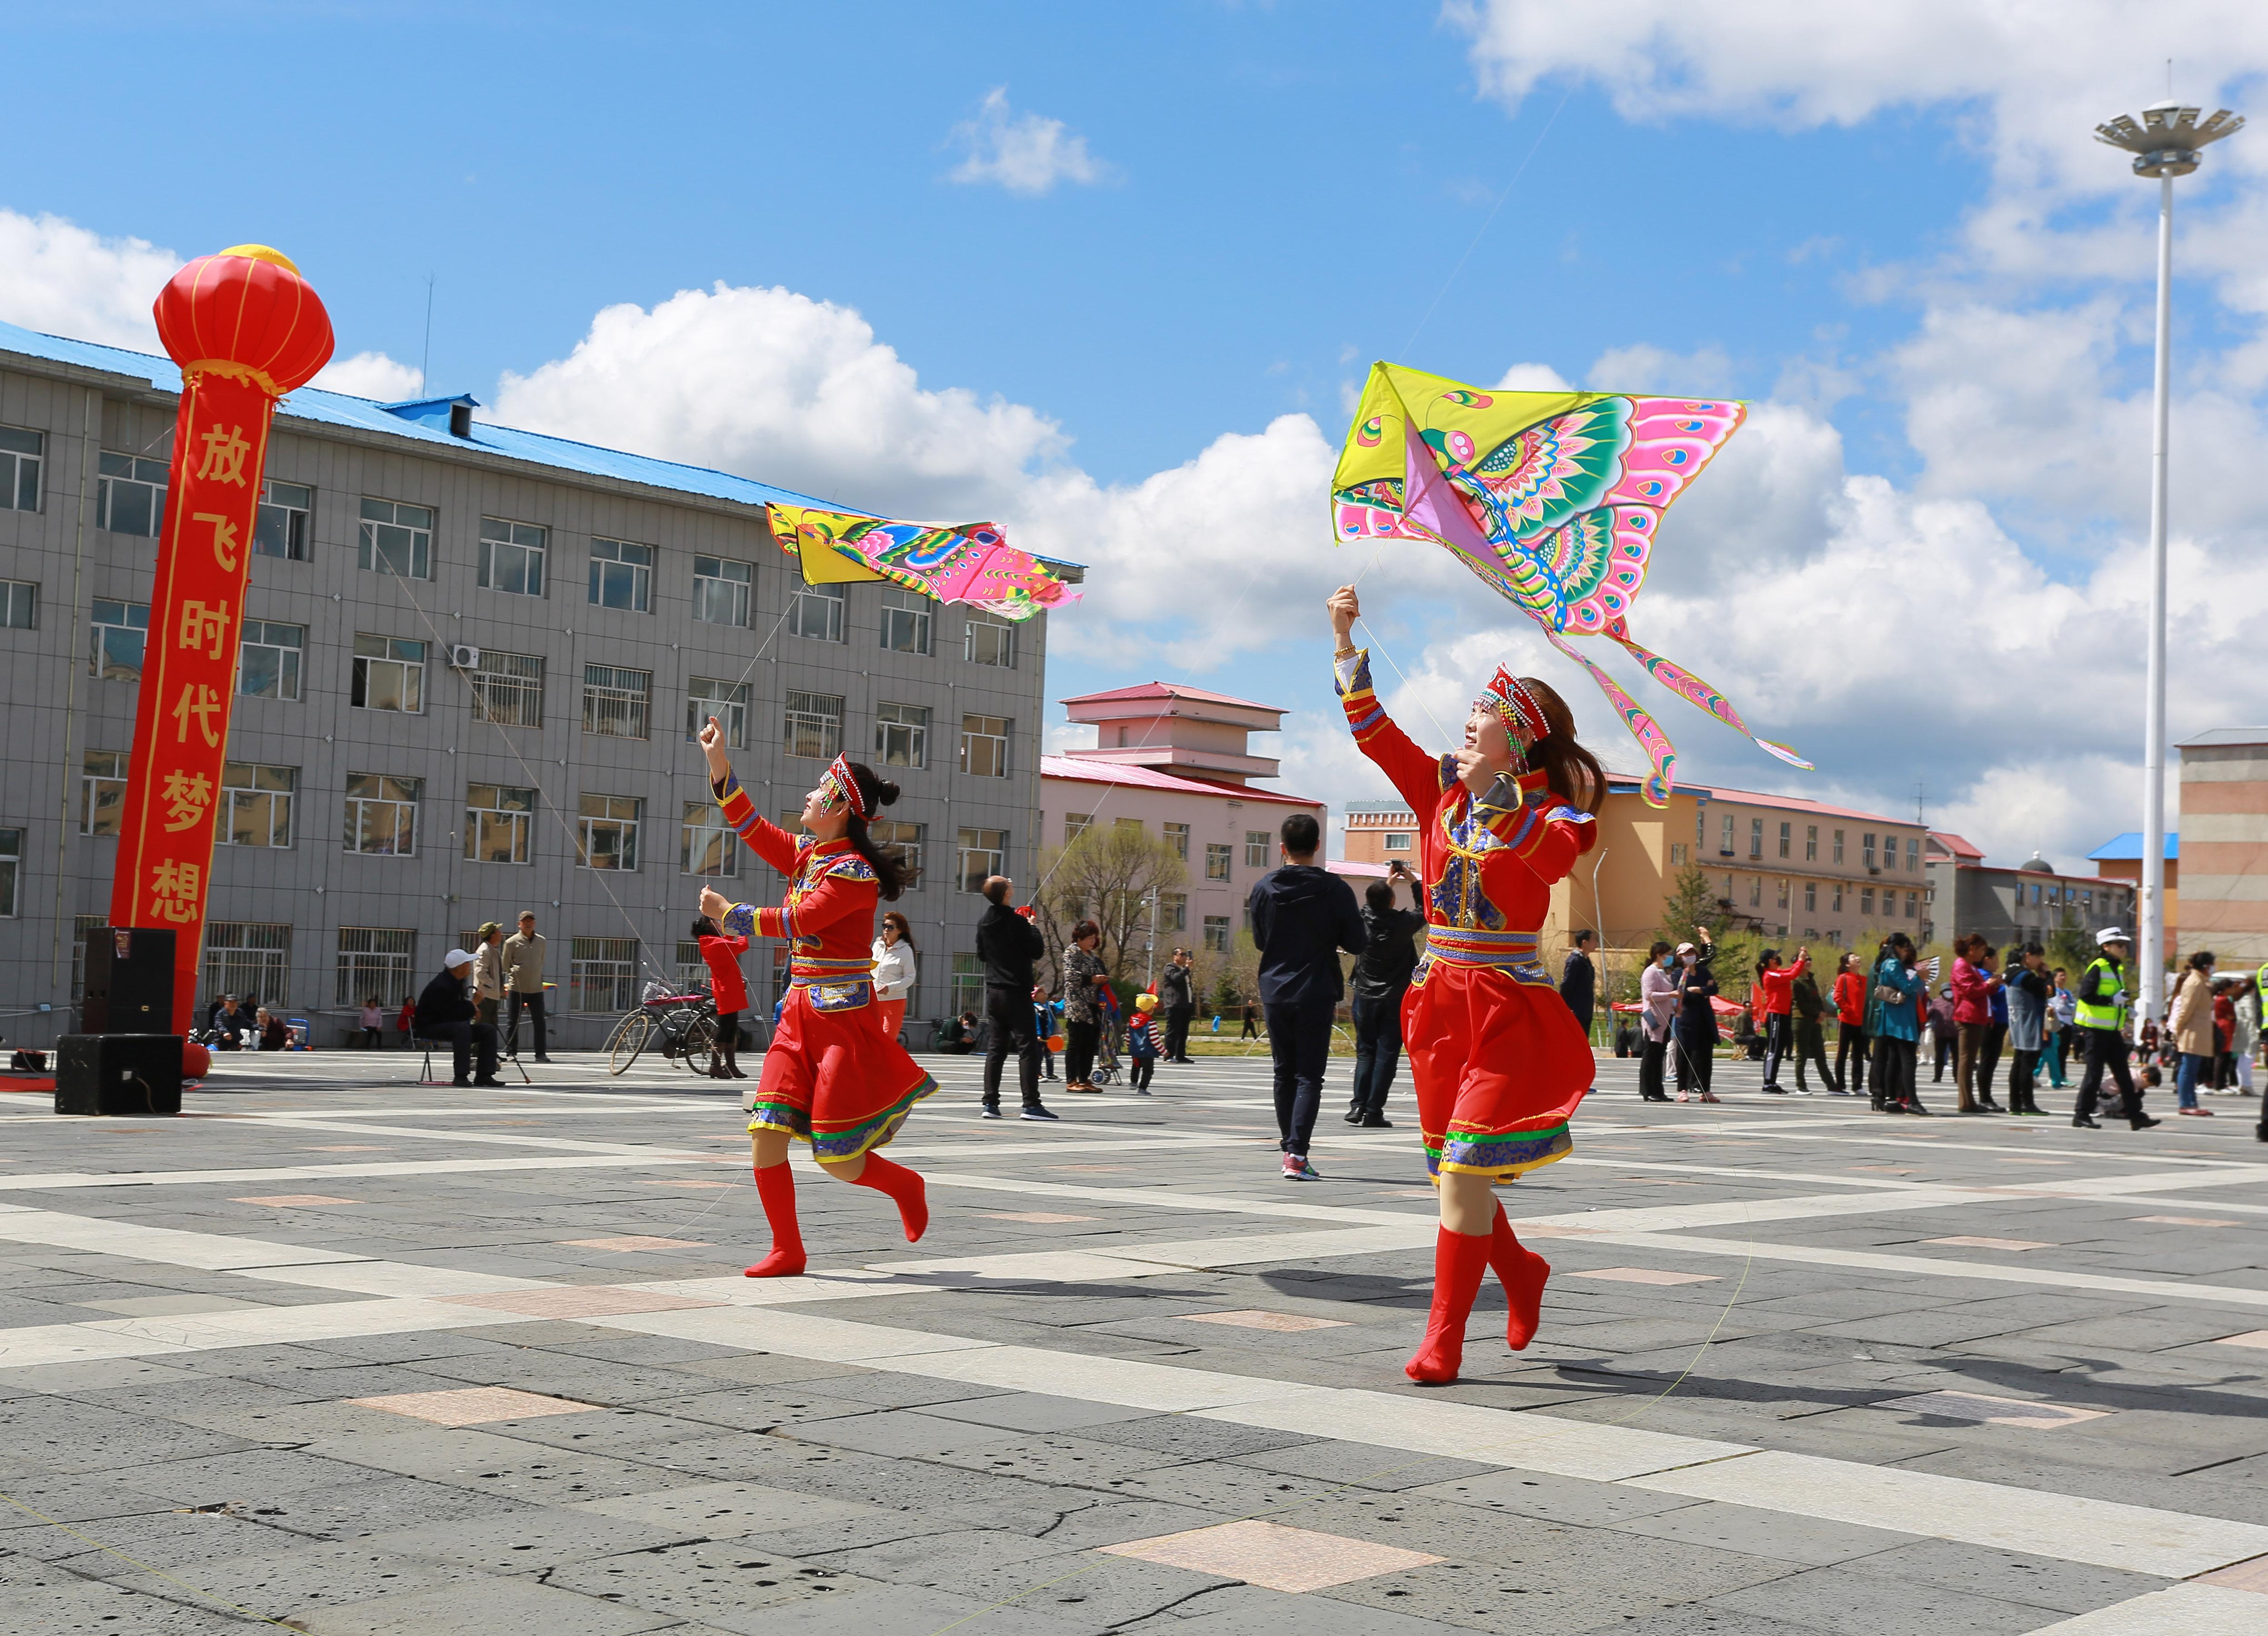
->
[947,88,1111,196]
[312,350,424,399]
[0,209,174,349]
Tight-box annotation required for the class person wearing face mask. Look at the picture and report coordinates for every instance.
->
[1672,933,1723,1103]
[1637,940,1677,1102]
[1331,585,1605,1383]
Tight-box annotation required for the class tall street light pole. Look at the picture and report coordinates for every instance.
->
[2092,100,2242,1022]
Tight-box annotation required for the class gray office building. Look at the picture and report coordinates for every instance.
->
[0,321,1069,1050]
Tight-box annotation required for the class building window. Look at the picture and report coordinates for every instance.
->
[470,650,544,727]
[965,611,1017,668]
[581,663,652,740]
[1064,813,1092,843]
[691,554,753,627]
[1778,821,1791,860]
[673,939,710,996]
[0,826,18,916]
[879,587,932,654]
[478,517,548,598]
[570,936,642,1013]
[588,538,653,611]
[235,620,304,701]
[350,634,426,713]
[80,751,127,835]
[959,714,1010,778]
[1833,829,1845,864]
[97,451,166,536]
[1749,817,1764,859]
[577,794,643,870]
[681,801,739,877]
[358,498,432,579]
[335,927,415,1008]
[1670,842,1687,866]
[957,827,1007,893]
[344,773,420,855]
[1159,891,1187,933]
[1804,824,1818,862]
[89,599,150,679]
[790,581,844,642]
[254,480,312,560]
[1906,836,1920,872]
[0,426,41,512]
[687,677,750,748]
[0,578,32,631]
[1804,881,1817,913]
[1203,915,1231,954]
[1862,833,1877,870]
[950,953,985,1019]
[785,690,845,760]
[872,818,925,887]
[202,922,289,1007]
[875,702,929,769]
[1206,843,1233,882]
[1861,887,1875,916]
[1719,813,1735,854]
[1383,832,1412,853]
[464,783,535,864]
[1245,830,1271,868]
[1162,822,1190,861]
[1832,883,1844,912]
[1776,878,1790,910]
[219,763,294,848]
[1748,875,1762,907]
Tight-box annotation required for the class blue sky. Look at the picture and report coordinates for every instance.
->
[10,3,2268,869]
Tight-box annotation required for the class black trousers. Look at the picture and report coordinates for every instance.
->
[1063,1018,1100,1086]
[426,1019,498,1081]
[1638,1037,1669,1100]
[982,984,1041,1107]
[1872,1035,1917,1107]
[504,991,547,1058]
[1835,1022,1868,1094]
[1978,1022,2007,1100]
[1792,1020,1836,1091]
[1672,1035,1714,1094]
[1239,1012,1259,1039]
[2075,1027,2141,1124]
[1130,1055,1154,1091]
[1760,1013,1792,1087]
[2008,1046,2038,1109]
[1264,997,1334,1157]
[1349,990,1406,1118]
[1163,1005,1193,1061]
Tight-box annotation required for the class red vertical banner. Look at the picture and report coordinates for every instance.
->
[107,247,333,1030]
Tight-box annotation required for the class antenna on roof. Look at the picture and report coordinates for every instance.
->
[419,274,435,395]
[1915,781,1926,827]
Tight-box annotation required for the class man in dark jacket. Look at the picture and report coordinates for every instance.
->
[1247,813,1365,1179]
[415,949,499,1086]
[1560,930,1599,1095]
[1157,950,1196,1064]
[974,876,1054,1121]
[1344,864,1424,1128]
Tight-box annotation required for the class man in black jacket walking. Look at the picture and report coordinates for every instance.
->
[974,877,1056,1121]
[1248,813,1365,1180]
[1560,929,1598,1094]
[1158,950,1196,1064]
[1345,863,1424,1128]
[415,949,500,1087]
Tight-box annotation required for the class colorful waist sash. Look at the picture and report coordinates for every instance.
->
[1416,926,1552,987]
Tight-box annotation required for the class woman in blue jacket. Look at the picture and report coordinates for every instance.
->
[1869,932,1928,1116]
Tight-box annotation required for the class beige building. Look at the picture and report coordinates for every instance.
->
[2171,727,2268,965]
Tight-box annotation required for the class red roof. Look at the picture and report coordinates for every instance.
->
[1039,755,1319,807]
[1930,831,1986,861]
[1058,680,1281,713]
[1700,784,1919,828]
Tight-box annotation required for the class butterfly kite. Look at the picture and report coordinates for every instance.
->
[1331,361,1809,806]
[767,504,1078,623]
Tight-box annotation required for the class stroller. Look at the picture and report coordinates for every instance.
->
[1089,985,1123,1087]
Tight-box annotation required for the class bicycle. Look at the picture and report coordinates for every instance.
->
[605,983,722,1076]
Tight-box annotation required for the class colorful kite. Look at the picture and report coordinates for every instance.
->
[1331,361,1809,805]
[767,504,1078,623]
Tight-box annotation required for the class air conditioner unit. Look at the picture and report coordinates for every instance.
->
[446,644,480,670]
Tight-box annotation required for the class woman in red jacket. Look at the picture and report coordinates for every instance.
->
[693,915,750,1080]
[1949,933,2004,1114]
[1832,951,1869,1099]
[696,716,935,1277]
[1752,948,1808,1094]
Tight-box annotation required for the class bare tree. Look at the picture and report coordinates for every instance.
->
[1033,823,1187,991]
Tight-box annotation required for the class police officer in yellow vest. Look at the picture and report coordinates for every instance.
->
[2072,927,2160,1131]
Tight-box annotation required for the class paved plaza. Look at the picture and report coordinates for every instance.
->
[1,1049,2266,1635]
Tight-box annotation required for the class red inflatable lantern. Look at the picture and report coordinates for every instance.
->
[108,247,334,1032]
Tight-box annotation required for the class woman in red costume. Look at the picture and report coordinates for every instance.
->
[1327,586,1605,1383]
[695,716,937,1277]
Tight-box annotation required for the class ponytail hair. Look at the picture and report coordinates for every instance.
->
[839,761,910,900]
[1512,675,1605,851]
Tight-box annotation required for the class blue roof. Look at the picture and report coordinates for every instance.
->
[2088,832,2178,861]
[0,319,857,515]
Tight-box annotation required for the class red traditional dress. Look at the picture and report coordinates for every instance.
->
[1336,649,1594,1182]
[714,771,936,1161]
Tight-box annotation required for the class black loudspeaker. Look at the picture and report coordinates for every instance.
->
[80,927,175,1034]
[55,1034,183,1116]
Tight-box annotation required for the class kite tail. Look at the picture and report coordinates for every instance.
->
[1540,627,1677,808]
[1607,623,1813,773]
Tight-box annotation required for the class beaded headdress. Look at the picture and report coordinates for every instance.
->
[818,754,867,821]
[1476,666,1551,752]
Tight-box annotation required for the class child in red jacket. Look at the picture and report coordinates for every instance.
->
[694,915,750,1080]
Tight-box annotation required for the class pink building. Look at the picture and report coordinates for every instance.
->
[1040,682,1324,959]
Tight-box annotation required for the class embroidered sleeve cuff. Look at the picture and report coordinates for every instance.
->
[721,902,757,938]
[1333,647,1372,699]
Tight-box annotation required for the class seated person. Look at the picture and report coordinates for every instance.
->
[939,1010,980,1054]
[414,950,500,1087]
[254,1007,290,1052]
[205,994,252,1050]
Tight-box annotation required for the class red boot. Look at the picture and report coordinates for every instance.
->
[1405,1226,1493,1384]
[744,1162,807,1277]
[1489,1201,1550,1351]
[845,1152,928,1244]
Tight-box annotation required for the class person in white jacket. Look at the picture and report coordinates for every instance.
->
[1637,941,1678,1103]
[872,911,917,1046]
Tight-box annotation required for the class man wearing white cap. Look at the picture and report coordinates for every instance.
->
[2072,928,2157,1132]
[415,948,501,1087]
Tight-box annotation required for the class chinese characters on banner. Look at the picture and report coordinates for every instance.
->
[106,248,332,1030]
